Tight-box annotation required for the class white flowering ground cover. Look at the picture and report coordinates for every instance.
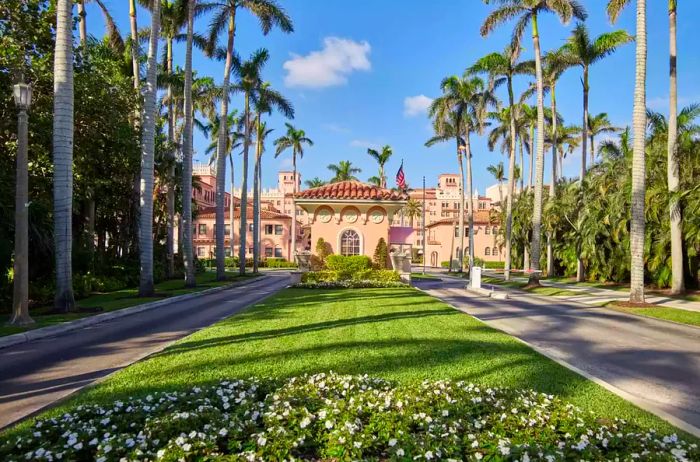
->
[1,373,696,461]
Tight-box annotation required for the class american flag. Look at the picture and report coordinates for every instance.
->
[395,161,406,190]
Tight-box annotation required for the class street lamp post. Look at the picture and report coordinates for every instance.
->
[10,81,34,326]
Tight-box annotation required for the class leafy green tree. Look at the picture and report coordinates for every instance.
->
[587,112,620,165]
[181,0,196,287]
[482,0,587,286]
[327,161,361,182]
[402,199,422,228]
[373,238,389,269]
[366,145,393,188]
[487,162,506,207]
[305,177,326,188]
[274,123,312,260]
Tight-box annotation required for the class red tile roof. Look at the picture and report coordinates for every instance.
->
[196,206,291,220]
[295,180,409,201]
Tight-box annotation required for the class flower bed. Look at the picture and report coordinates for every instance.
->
[293,280,408,289]
[2,373,695,461]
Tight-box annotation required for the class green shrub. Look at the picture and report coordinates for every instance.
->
[326,255,372,279]
[440,261,450,268]
[4,373,695,461]
[301,270,340,283]
[265,258,297,269]
[372,238,389,269]
[303,269,400,284]
[315,237,332,263]
[484,260,505,269]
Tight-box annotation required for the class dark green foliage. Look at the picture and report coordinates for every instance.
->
[325,255,373,279]
[372,237,388,269]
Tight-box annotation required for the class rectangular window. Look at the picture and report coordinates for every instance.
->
[265,224,274,235]
[248,247,254,255]
[225,224,231,235]
[485,226,490,235]
[265,247,273,257]
[197,247,205,257]
[274,247,283,258]
[274,225,283,235]
[248,223,254,232]
[198,224,207,235]
[225,247,231,257]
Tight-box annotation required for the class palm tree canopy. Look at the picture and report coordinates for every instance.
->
[367,176,382,187]
[561,22,633,69]
[366,145,393,168]
[587,112,621,138]
[480,0,587,49]
[487,162,506,182]
[255,81,294,119]
[273,123,313,158]
[327,160,361,182]
[304,177,326,189]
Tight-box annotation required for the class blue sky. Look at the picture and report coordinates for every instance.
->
[84,0,700,193]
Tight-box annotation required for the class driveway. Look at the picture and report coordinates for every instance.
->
[0,272,290,430]
[414,277,700,436]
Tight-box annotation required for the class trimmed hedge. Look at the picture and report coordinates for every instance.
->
[301,269,400,284]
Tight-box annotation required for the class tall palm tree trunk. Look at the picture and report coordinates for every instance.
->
[528,123,534,189]
[504,76,517,281]
[182,0,195,288]
[590,134,596,166]
[290,152,298,261]
[464,132,475,279]
[576,68,589,282]
[216,14,236,281]
[547,85,558,276]
[166,38,175,279]
[229,155,235,258]
[129,0,141,252]
[457,151,465,272]
[129,0,140,91]
[519,137,525,192]
[253,114,262,273]
[53,0,76,312]
[238,94,250,275]
[77,0,87,44]
[629,0,647,304]
[138,0,161,297]
[667,0,684,294]
[528,12,546,286]
[448,215,456,272]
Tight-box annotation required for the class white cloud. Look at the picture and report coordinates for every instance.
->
[283,37,371,88]
[647,94,696,110]
[350,139,381,150]
[322,123,351,134]
[403,94,433,117]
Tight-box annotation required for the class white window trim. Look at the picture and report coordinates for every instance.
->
[337,227,363,256]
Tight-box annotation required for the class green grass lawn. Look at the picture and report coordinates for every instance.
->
[0,271,259,337]
[481,276,578,296]
[410,272,440,279]
[7,286,685,438]
[610,305,700,327]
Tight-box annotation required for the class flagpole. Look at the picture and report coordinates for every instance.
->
[422,175,426,275]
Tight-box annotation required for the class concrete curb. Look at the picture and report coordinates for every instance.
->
[0,275,266,351]
[466,286,509,300]
[413,285,700,439]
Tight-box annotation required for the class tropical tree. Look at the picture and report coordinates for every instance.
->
[327,161,361,182]
[481,0,587,285]
[562,23,632,180]
[367,176,382,186]
[202,0,293,279]
[274,123,312,261]
[608,0,647,303]
[231,49,270,276]
[403,199,422,228]
[305,177,326,188]
[181,0,196,287]
[252,120,273,271]
[129,0,140,93]
[138,0,161,296]
[366,145,393,188]
[588,112,620,165]
[487,162,506,208]
[53,0,76,311]
[667,0,683,294]
[76,0,122,48]
[469,46,531,280]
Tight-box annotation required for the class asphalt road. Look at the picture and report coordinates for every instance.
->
[415,277,700,436]
[0,271,290,430]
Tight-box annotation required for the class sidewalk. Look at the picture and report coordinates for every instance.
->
[483,271,700,313]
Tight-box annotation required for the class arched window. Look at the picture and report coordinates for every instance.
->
[492,247,499,256]
[485,226,491,235]
[485,247,491,256]
[340,229,361,256]
[492,226,498,234]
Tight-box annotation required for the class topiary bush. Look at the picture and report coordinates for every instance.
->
[2,373,695,461]
[373,237,389,269]
[325,255,373,279]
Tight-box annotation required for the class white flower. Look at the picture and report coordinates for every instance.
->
[96,458,106,462]
[396,448,405,456]
[300,416,311,429]
[182,443,192,452]
[354,441,362,448]
[425,450,434,459]
[88,438,98,446]
[471,440,479,448]
[474,453,483,460]
[156,449,166,458]
[73,442,83,450]
[218,428,228,436]
[388,438,397,447]
[257,436,267,446]
[325,420,334,429]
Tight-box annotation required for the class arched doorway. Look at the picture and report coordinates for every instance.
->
[430,251,438,267]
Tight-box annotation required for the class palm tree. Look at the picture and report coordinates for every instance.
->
[274,123,312,261]
[129,0,141,92]
[252,120,274,271]
[305,177,326,188]
[487,162,506,208]
[181,0,197,287]
[403,199,422,228]
[563,23,632,181]
[482,0,587,285]
[138,0,161,296]
[366,146,393,188]
[53,0,76,312]
[202,0,292,279]
[469,46,531,280]
[327,161,361,182]
[76,0,123,48]
[587,113,620,166]
[367,176,382,186]
[608,0,646,303]
[667,0,683,294]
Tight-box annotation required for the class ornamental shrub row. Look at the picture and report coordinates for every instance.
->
[300,269,400,284]
[2,373,695,461]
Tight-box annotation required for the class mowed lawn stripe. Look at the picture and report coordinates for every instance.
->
[7,287,684,436]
